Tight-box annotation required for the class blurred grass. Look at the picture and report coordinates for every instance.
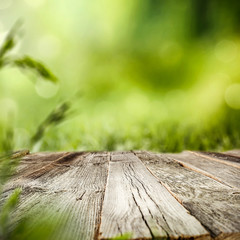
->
[1,1,240,238]
[0,0,239,153]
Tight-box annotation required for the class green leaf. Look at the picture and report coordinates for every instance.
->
[0,158,19,190]
[112,233,132,239]
[13,56,58,83]
[0,188,21,238]
[0,21,22,60]
[31,101,70,144]
[0,33,15,59]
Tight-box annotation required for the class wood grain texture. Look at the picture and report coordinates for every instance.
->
[3,151,110,240]
[135,151,240,240]
[2,150,240,240]
[192,151,240,168]
[15,152,69,177]
[99,152,209,240]
[224,150,240,158]
[165,151,240,188]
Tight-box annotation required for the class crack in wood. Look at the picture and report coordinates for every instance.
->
[76,190,86,201]
[94,152,111,240]
[2,150,239,240]
[136,151,240,240]
[131,191,155,239]
[24,152,83,179]
[129,165,172,238]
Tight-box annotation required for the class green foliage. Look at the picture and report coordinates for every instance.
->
[14,56,57,83]
[0,128,14,153]
[0,22,61,152]
[0,152,23,240]
[0,23,61,240]
[31,101,70,146]
[0,21,20,61]
[0,22,57,83]
[112,233,132,240]
[7,216,60,240]
[0,2,240,238]
[0,188,21,239]
[0,157,19,191]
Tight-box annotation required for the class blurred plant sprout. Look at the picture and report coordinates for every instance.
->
[0,21,57,83]
[31,101,71,150]
[0,188,21,239]
[0,21,66,152]
[0,152,21,240]
[112,233,132,240]
[0,22,64,240]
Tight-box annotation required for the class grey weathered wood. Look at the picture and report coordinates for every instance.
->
[2,150,240,240]
[99,152,209,240]
[192,151,240,169]
[15,152,69,178]
[3,152,110,240]
[224,150,240,158]
[135,151,240,240]
[1,152,69,202]
[165,151,240,188]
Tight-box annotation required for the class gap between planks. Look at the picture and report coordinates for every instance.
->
[2,151,240,240]
[4,152,110,240]
[135,151,240,240]
[99,152,210,240]
[165,151,240,189]
[189,151,240,169]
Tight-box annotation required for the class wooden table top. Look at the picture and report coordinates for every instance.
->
[2,150,240,240]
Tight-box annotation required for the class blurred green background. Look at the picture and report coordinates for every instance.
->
[0,0,240,152]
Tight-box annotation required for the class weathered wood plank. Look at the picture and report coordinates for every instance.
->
[135,151,240,240]
[14,152,69,178]
[192,151,240,169]
[224,150,240,158]
[99,152,209,240]
[165,151,240,188]
[3,152,110,240]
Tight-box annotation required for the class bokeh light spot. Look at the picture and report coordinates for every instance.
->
[225,83,240,109]
[35,80,59,98]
